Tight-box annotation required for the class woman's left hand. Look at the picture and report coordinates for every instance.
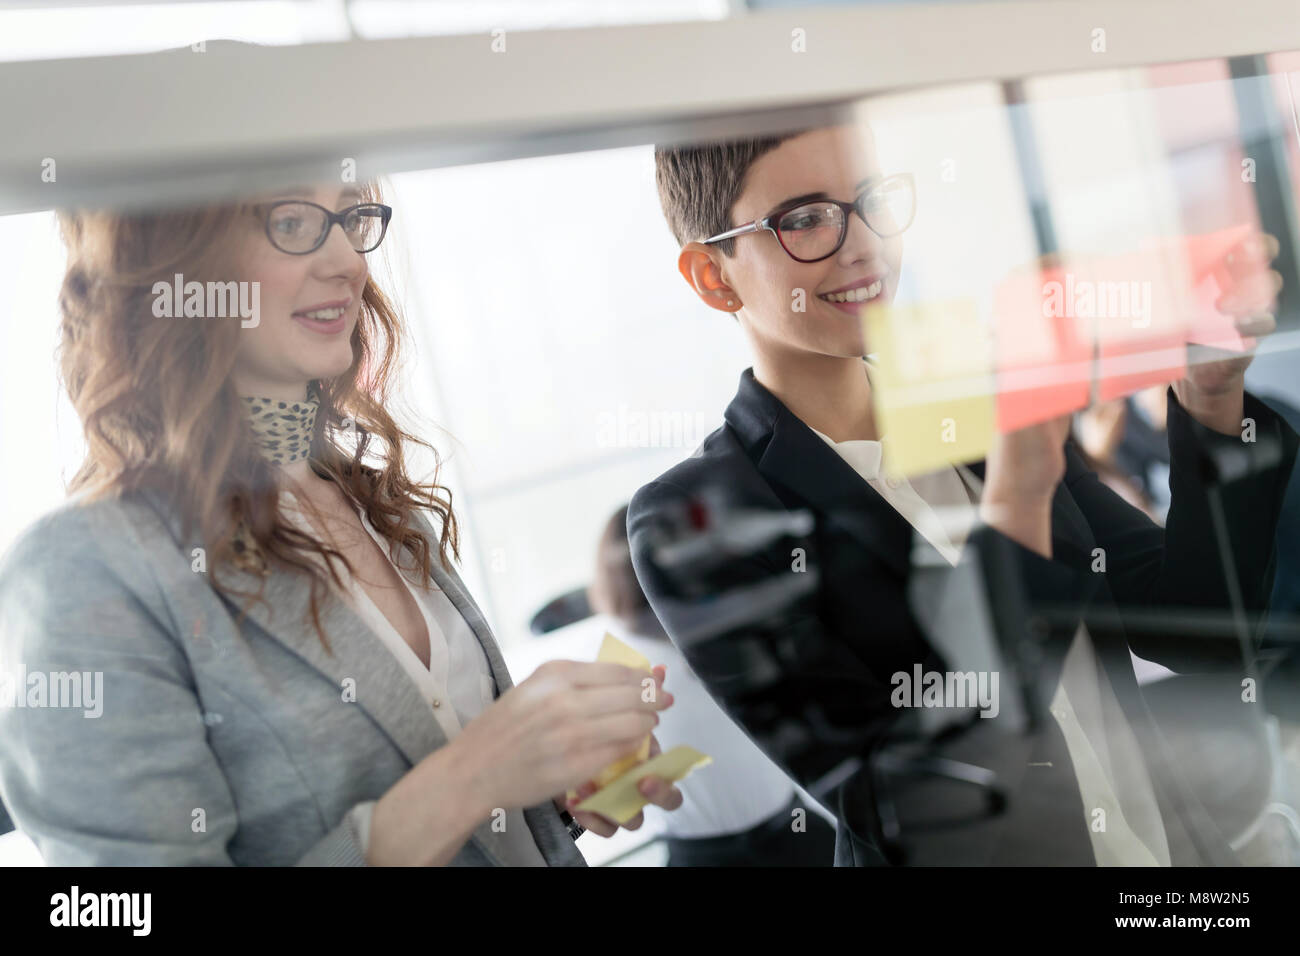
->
[553,733,684,837]
[1174,230,1282,414]
[552,663,685,838]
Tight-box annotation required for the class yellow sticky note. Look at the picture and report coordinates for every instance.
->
[593,633,652,786]
[565,634,653,804]
[862,298,995,478]
[575,745,713,825]
[595,632,651,672]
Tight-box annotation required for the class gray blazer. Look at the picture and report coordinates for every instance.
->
[0,490,586,866]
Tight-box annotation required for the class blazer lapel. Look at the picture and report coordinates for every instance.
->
[725,369,914,579]
[219,554,451,770]
[409,510,515,695]
[724,369,1098,575]
[137,490,446,770]
[141,490,584,867]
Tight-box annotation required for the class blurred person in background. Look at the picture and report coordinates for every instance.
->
[1072,386,1171,523]
[587,506,837,866]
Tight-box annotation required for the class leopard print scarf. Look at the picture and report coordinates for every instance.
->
[240,393,319,465]
[231,387,320,574]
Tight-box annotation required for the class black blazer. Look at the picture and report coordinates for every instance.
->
[628,368,1299,865]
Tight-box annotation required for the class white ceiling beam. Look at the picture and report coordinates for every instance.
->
[2,0,1298,213]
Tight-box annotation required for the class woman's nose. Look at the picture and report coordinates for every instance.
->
[314,222,367,278]
[839,210,887,263]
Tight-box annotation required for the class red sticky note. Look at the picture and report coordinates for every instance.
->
[992,224,1265,431]
[993,264,1092,433]
[1096,319,1187,401]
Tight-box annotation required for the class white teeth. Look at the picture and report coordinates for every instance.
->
[819,279,883,304]
[298,306,344,320]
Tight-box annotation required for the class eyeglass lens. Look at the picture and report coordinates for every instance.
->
[776,179,914,260]
[267,203,387,253]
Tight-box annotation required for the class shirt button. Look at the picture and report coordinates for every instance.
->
[431,698,442,709]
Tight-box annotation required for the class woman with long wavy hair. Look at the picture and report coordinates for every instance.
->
[0,180,682,865]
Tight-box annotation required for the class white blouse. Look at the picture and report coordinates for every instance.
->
[280,490,549,866]
[808,426,979,566]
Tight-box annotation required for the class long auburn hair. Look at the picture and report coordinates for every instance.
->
[55,181,459,651]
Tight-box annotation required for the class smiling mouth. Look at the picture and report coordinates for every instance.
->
[818,279,884,305]
[294,306,346,322]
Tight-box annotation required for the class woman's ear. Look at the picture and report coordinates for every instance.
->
[677,242,740,314]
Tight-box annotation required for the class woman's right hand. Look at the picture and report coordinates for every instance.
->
[453,660,672,813]
[984,413,1071,499]
[366,660,671,865]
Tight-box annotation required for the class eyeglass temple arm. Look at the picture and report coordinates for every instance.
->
[701,220,765,245]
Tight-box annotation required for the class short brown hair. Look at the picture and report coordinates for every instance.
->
[653,128,814,256]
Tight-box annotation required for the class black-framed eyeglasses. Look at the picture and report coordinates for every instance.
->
[701,173,915,263]
[261,201,393,255]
